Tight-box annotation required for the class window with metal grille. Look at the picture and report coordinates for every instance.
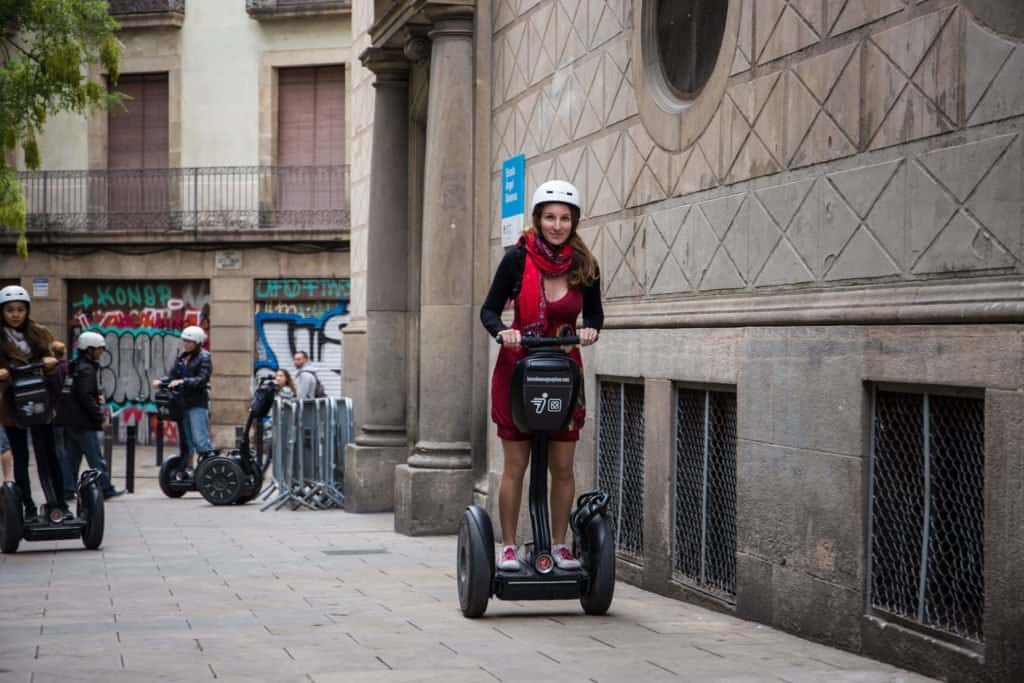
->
[597,381,645,561]
[674,387,737,600]
[869,387,985,643]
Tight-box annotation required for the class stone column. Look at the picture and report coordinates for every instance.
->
[394,7,476,535]
[344,48,411,513]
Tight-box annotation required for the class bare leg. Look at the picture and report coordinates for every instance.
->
[548,440,577,545]
[498,439,531,545]
[1,450,12,481]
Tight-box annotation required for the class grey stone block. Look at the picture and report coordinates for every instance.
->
[343,443,406,513]
[393,465,473,536]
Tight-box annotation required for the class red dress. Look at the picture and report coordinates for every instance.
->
[490,287,585,442]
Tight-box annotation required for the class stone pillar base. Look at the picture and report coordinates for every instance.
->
[343,443,407,513]
[394,464,473,536]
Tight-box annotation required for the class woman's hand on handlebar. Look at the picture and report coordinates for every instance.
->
[42,356,58,372]
[578,327,599,347]
[0,368,8,383]
[496,329,522,348]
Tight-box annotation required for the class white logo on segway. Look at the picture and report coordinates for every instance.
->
[530,393,563,414]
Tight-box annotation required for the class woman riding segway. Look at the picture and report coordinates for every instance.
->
[0,285,71,522]
[456,180,614,617]
[481,180,603,572]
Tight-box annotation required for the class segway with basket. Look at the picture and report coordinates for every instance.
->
[0,363,104,553]
[457,336,616,617]
[155,380,197,498]
[194,375,277,506]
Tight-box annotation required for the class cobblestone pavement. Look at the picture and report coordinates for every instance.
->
[1,458,935,683]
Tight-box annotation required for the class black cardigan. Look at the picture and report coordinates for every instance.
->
[479,245,604,338]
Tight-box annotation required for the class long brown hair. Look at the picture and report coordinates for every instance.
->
[0,318,54,362]
[529,205,599,287]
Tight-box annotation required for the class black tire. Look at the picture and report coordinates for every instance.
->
[159,456,189,498]
[79,483,104,550]
[234,454,263,505]
[0,483,23,554]
[457,511,491,618]
[196,457,244,506]
[580,516,616,615]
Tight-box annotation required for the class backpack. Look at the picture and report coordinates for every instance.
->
[297,368,326,398]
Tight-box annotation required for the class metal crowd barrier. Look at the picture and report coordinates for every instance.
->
[261,397,355,511]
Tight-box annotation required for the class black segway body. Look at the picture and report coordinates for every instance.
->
[195,377,276,506]
[10,363,52,427]
[457,336,616,617]
[0,472,105,553]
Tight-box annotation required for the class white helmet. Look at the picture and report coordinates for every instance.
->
[181,325,206,344]
[531,180,582,213]
[0,285,30,307]
[77,331,106,351]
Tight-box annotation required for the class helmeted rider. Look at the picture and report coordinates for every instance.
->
[58,331,122,499]
[152,325,212,466]
[0,285,71,521]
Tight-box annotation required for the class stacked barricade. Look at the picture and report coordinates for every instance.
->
[261,397,355,511]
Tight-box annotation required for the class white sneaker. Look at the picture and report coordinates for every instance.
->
[552,544,581,570]
[497,544,521,571]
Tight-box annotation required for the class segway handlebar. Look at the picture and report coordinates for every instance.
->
[495,334,580,348]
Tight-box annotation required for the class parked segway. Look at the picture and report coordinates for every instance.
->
[0,363,105,553]
[457,336,616,618]
[156,380,196,498]
[194,376,277,506]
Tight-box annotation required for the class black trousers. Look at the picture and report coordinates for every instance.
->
[8,424,65,511]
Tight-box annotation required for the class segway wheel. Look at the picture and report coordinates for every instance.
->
[78,483,105,550]
[580,515,616,616]
[196,457,244,506]
[457,511,492,618]
[159,456,190,498]
[0,482,23,554]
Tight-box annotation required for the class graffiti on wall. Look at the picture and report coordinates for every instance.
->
[254,278,350,396]
[68,280,210,443]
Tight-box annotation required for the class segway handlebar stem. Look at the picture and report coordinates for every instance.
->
[495,335,581,348]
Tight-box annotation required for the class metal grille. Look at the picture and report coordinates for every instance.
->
[869,389,985,643]
[597,381,645,561]
[108,0,185,14]
[674,388,737,599]
[19,165,350,233]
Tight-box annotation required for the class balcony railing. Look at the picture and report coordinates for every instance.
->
[108,0,185,29]
[246,0,351,20]
[19,166,350,235]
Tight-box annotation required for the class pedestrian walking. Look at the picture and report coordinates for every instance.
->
[58,331,123,499]
[292,351,325,398]
[480,180,603,572]
[274,368,297,399]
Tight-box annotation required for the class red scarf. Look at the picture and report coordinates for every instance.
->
[516,231,573,336]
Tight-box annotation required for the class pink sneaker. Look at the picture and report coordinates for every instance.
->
[497,545,521,571]
[552,544,581,570]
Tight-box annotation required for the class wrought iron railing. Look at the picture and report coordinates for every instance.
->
[19,165,350,233]
[108,0,185,14]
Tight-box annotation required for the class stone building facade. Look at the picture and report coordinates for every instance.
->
[347,0,1023,680]
[2,1,354,446]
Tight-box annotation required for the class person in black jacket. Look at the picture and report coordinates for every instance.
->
[153,325,212,464]
[60,331,122,499]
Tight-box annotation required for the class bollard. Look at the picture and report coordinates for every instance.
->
[125,424,136,494]
[155,414,164,466]
[103,423,114,478]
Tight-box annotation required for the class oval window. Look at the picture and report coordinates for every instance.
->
[656,0,729,100]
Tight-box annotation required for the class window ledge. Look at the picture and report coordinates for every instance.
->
[246,0,352,20]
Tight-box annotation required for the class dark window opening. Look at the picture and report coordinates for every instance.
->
[656,0,729,99]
